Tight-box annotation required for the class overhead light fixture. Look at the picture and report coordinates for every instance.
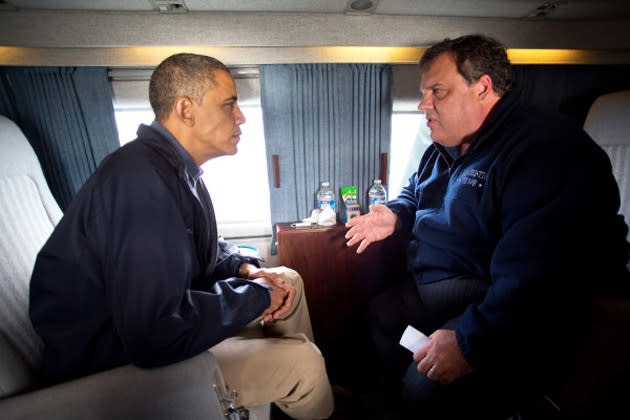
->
[345,0,381,15]
[524,0,568,19]
[150,0,188,14]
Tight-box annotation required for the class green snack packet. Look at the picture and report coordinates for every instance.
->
[341,186,358,206]
[341,186,360,222]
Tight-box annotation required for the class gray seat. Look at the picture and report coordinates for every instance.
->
[0,115,269,419]
[584,89,630,242]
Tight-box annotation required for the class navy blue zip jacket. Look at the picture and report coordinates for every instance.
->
[388,89,629,371]
[29,124,270,384]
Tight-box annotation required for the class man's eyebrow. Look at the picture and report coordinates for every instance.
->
[423,82,445,90]
[223,95,238,103]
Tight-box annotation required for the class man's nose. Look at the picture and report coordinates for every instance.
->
[235,104,246,124]
[417,93,431,113]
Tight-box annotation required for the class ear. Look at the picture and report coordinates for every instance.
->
[476,74,494,101]
[172,96,195,127]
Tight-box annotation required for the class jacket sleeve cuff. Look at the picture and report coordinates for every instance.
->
[387,202,415,233]
[214,252,263,280]
[233,256,263,277]
[220,255,262,279]
[455,306,487,369]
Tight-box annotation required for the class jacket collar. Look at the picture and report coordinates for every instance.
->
[431,88,522,165]
[136,123,201,184]
[467,88,522,154]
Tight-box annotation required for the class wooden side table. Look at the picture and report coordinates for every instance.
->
[276,222,408,386]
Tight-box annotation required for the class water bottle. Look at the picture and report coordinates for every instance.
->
[368,179,387,210]
[316,181,336,210]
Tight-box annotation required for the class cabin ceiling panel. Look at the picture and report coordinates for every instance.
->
[6,0,630,20]
[1,11,629,50]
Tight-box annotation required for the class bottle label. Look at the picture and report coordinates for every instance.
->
[369,196,386,206]
[318,199,335,210]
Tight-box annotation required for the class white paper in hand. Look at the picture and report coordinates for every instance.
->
[399,325,429,353]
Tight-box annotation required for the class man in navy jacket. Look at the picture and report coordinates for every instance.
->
[346,35,629,418]
[29,53,333,419]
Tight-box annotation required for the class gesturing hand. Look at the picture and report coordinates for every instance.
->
[344,204,399,253]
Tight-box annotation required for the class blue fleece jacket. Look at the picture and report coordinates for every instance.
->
[388,89,629,370]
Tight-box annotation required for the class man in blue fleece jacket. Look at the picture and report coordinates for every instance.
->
[30,53,333,419]
[346,35,629,418]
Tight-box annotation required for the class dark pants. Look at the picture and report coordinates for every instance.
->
[369,275,541,419]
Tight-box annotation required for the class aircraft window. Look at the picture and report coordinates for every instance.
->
[389,112,431,198]
[115,109,154,145]
[201,105,272,238]
[388,64,433,198]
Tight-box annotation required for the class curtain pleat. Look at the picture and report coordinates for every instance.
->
[260,63,392,253]
[0,75,17,122]
[0,67,119,209]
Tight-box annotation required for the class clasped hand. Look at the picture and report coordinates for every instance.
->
[345,204,398,253]
[413,330,474,385]
[239,264,296,322]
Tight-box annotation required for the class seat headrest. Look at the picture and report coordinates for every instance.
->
[584,90,630,146]
[0,114,62,225]
[0,115,46,178]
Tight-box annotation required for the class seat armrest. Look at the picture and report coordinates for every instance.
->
[0,351,224,420]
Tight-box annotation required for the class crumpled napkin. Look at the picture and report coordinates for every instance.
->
[301,207,336,226]
[302,208,321,224]
[316,207,336,226]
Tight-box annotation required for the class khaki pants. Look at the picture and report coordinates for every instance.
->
[210,267,334,420]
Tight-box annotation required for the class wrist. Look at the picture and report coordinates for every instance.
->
[239,263,256,277]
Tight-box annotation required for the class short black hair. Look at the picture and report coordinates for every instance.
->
[419,34,514,96]
[149,53,229,121]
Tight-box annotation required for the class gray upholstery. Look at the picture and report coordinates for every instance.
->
[0,116,62,397]
[1,351,226,420]
[0,330,32,398]
[584,90,630,146]
[584,90,630,237]
[0,114,61,393]
[0,115,269,419]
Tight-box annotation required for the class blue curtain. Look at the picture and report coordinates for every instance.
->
[0,67,119,209]
[260,64,392,251]
[0,74,17,121]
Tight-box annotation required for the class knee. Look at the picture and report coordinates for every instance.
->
[402,362,441,409]
[275,336,327,396]
[277,337,332,416]
[276,266,304,291]
[289,336,326,379]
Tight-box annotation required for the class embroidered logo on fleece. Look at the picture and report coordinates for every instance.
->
[459,168,487,188]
